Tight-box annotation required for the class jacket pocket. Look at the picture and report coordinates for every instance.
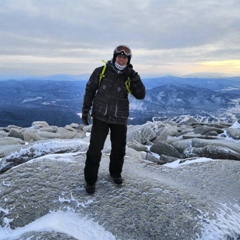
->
[114,98,129,118]
[92,98,108,116]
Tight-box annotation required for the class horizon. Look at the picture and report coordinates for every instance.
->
[0,72,240,81]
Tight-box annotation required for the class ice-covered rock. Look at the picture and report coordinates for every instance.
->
[0,119,240,239]
[0,142,240,239]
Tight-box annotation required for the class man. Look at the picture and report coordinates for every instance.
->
[82,45,145,194]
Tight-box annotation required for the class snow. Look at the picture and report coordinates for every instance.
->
[6,139,89,161]
[22,97,43,103]
[164,157,216,168]
[231,120,240,129]
[0,211,116,240]
[196,203,240,240]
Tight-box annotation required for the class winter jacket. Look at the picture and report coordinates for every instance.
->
[82,61,146,124]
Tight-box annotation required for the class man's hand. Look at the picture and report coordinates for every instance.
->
[126,65,137,79]
[82,112,91,125]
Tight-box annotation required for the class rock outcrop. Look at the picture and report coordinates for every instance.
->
[1,119,240,173]
[1,141,240,239]
[0,121,87,159]
[127,118,240,164]
[0,118,240,239]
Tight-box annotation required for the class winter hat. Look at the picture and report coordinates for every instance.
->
[112,45,132,65]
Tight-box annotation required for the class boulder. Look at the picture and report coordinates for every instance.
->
[145,152,164,164]
[0,136,25,146]
[0,130,8,137]
[37,131,62,139]
[152,124,179,142]
[0,145,26,158]
[192,139,240,154]
[8,128,24,140]
[170,139,193,154]
[127,140,149,152]
[32,121,49,128]
[39,126,58,133]
[193,125,224,135]
[0,137,26,158]
[160,154,179,163]
[127,123,156,144]
[0,139,89,174]
[226,128,240,140]
[23,130,44,142]
[150,141,181,158]
[184,145,240,160]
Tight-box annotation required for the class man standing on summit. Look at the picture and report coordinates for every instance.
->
[81,45,146,194]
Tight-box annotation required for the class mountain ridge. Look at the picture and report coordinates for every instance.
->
[1,76,240,127]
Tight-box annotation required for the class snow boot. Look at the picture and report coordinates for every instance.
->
[85,183,95,194]
[110,174,123,185]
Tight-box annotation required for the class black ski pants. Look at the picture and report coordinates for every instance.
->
[84,118,127,185]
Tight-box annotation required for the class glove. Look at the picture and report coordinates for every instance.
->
[82,112,91,125]
[126,65,137,79]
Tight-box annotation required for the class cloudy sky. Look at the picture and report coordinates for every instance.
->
[0,0,240,78]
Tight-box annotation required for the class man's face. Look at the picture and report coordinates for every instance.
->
[116,55,128,66]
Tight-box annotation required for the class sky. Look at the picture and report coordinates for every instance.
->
[0,0,240,79]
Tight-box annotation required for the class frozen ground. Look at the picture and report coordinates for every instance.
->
[0,134,240,239]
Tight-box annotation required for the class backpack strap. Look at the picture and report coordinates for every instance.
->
[99,60,107,88]
[125,77,131,94]
[99,60,132,94]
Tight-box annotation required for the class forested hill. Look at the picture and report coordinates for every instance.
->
[0,76,240,127]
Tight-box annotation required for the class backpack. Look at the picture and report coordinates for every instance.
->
[99,60,132,94]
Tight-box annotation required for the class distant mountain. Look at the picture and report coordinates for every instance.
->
[0,74,90,81]
[0,76,240,127]
[0,80,86,127]
[133,84,240,122]
[142,76,240,91]
[39,74,90,81]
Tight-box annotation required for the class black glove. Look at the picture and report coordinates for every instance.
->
[126,65,137,79]
[82,112,91,125]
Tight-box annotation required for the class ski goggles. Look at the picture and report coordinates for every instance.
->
[114,45,132,56]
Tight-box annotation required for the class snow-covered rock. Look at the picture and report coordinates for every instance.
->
[0,118,240,239]
[0,140,240,239]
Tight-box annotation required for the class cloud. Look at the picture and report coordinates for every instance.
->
[0,0,240,77]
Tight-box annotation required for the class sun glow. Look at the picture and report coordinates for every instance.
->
[196,60,240,76]
[200,60,240,68]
